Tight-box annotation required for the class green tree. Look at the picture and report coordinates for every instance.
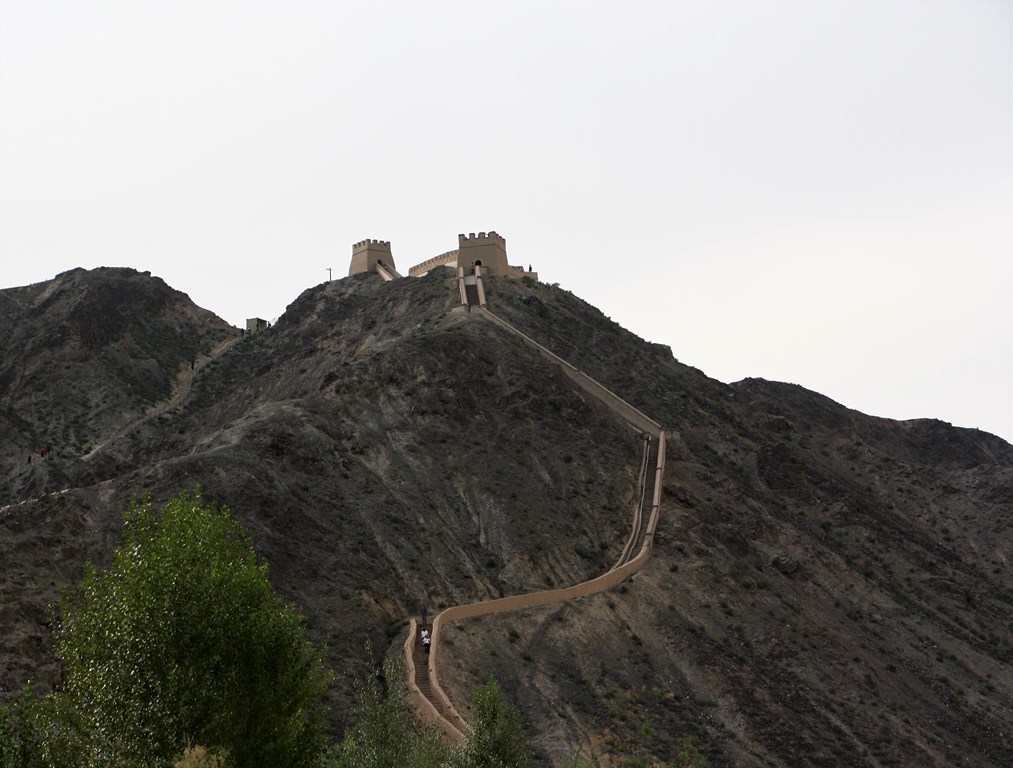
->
[53,491,331,767]
[455,678,528,768]
[330,649,450,768]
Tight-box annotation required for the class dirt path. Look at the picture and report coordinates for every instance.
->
[82,334,241,461]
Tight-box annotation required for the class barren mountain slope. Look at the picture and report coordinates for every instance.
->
[437,277,1012,768]
[1,269,1010,768]
[0,267,237,502]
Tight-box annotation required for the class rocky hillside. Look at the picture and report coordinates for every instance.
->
[1,267,1010,768]
[0,268,238,499]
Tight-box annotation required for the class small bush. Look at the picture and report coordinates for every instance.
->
[174,745,227,768]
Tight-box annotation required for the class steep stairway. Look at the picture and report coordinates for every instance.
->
[632,436,661,556]
[614,434,661,569]
[411,633,436,702]
[408,623,468,740]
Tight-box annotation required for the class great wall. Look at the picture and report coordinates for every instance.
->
[5,236,1010,768]
[10,234,670,745]
[350,231,538,286]
[347,232,670,741]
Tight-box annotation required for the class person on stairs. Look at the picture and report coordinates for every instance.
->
[421,628,431,654]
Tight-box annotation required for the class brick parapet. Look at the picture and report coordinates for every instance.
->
[352,238,391,253]
[408,250,460,277]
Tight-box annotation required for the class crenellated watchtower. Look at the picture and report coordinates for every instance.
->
[457,231,509,276]
[348,239,397,277]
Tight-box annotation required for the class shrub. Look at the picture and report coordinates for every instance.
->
[174,746,228,768]
[455,678,529,768]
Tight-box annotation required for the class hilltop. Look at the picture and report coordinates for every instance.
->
[1,266,1010,767]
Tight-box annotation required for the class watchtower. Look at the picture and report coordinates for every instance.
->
[458,232,509,276]
[348,239,397,277]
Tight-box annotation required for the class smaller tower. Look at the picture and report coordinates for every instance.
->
[348,239,396,276]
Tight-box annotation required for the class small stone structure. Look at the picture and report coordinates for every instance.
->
[246,318,268,333]
[347,232,537,282]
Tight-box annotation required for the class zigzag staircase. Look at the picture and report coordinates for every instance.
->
[404,298,668,742]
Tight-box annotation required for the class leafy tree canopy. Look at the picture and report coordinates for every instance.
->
[50,491,331,767]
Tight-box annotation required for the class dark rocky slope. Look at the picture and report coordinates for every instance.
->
[1,268,1010,768]
[0,267,237,501]
[443,277,1012,767]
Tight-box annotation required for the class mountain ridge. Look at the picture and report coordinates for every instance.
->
[1,267,1010,767]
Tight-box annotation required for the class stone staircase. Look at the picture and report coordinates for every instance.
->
[410,632,436,706]
[633,436,661,555]
[408,622,468,740]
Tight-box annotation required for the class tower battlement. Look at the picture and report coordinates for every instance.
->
[352,239,391,252]
[458,231,506,248]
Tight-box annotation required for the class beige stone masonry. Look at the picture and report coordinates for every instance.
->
[404,232,537,281]
[410,250,460,277]
[422,431,666,739]
[374,259,402,281]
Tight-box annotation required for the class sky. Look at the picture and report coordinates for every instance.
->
[1,0,1010,443]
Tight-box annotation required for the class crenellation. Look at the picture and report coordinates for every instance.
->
[458,231,505,246]
[352,239,391,250]
[407,250,459,277]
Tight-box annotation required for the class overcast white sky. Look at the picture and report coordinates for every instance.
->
[1,0,1010,443]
